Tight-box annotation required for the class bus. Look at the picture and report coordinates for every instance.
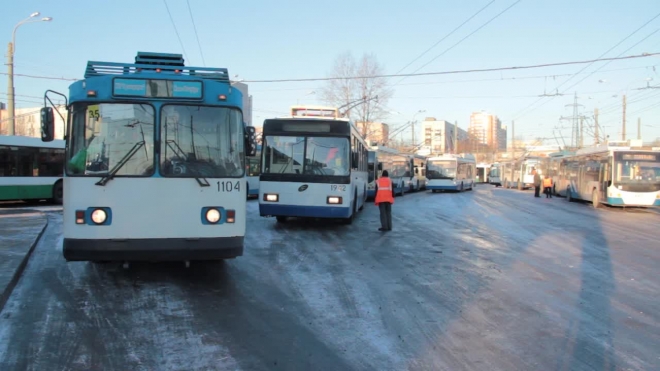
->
[501,156,544,190]
[553,143,660,207]
[246,144,261,198]
[0,135,65,204]
[410,154,428,192]
[476,162,490,183]
[488,162,502,186]
[259,106,368,223]
[39,51,258,263]
[426,153,476,192]
[366,146,408,198]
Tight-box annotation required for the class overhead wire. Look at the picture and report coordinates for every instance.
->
[186,0,206,66]
[162,0,189,62]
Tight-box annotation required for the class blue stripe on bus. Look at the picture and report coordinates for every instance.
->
[655,199,660,206]
[248,188,259,195]
[606,197,625,205]
[260,204,352,218]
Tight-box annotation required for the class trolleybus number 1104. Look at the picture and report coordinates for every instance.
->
[331,185,347,191]
[217,181,241,192]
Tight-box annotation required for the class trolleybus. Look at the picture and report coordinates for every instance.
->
[426,153,476,192]
[554,143,660,207]
[40,51,258,263]
[0,135,65,204]
[259,106,368,223]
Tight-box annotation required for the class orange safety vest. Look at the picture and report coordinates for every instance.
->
[375,177,395,205]
[543,177,553,188]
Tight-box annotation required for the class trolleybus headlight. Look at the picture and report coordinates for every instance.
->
[226,209,235,223]
[91,209,107,225]
[264,194,279,202]
[327,196,342,204]
[205,208,221,224]
[75,210,85,224]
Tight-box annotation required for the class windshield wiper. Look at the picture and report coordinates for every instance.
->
[96,141,145,186]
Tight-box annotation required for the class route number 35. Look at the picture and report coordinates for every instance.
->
[217,181,241,192]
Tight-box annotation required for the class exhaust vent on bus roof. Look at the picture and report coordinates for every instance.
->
[135,52,185,66]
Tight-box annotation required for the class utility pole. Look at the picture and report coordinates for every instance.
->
[594,108,599,145]
[6,42,15,135]
[411,120,415,152]
[511,120,514,158]
[622,94,626,141]
[453,120,458,154]
[637,117,641,140]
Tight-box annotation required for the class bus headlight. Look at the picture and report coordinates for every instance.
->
[205,208,221,224]
[264,194,279,202]
[91,209,107,225]
[327,196,342,204]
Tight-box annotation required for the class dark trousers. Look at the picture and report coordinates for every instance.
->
[544,187,552,198]
[379,202,392,230]
[534,186,541,197]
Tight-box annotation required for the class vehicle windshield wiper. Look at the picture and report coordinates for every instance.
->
[96,141,145,186]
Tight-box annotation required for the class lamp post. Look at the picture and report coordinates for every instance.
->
[6,12,52,136]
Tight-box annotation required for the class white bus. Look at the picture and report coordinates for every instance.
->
[501,156,544,190]
[259,106,368,224]
[39,51,258,263]
[553,144,660,207]
[426,153,476,192]
[246,144,261,199]
[366,146,408,198]
[476,162,490,183]
[0,135,65,204]
[409,154,428,191]
[488,162,502,186]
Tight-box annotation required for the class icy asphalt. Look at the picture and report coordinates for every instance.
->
[0,186,658,371]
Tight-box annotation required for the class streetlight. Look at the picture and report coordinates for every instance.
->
[6,12,52,136]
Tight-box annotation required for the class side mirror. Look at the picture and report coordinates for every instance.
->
[41,107,55,142]
[377,162,383,171]
[245,125,257,157]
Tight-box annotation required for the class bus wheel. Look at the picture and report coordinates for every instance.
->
[592,190,600,208]
[52,180,64,205]
[246,183,249,200]
[276,216,287,223]
[342,197,356,225]
[567,188,573,202]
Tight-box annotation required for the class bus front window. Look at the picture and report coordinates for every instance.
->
[614,152,660,191]
[426,161,456,179]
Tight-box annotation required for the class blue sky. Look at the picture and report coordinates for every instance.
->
[2,0,660,145]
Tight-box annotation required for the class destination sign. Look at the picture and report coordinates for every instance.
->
[113,78,203,99]
[282,123,331,132]
[620,153,659,161]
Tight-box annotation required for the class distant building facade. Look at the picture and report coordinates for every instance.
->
[469,111,507,151]
[421,117,468,155]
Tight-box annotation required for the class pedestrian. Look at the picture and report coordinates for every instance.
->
[375,170,394,231]
[543,175,553,198]
[533,169,541,198]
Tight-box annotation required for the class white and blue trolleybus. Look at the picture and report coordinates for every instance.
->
[426,153,476,192]
[39,51,258,263]
[259,106,368,223]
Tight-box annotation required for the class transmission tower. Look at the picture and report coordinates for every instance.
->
[559,93,587,149]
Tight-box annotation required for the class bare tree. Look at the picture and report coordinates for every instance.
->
[321,52,392,139]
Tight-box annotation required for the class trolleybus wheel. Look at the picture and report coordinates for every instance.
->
[567,188,573,202]
[592,189,600,208]
[342,197,357,225]
[276,216,287,223]
[52,180,63,205]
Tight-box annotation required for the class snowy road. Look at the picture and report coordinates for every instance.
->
[0,186,658,371]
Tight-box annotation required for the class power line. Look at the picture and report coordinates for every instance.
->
[0,72,77,81]
[162,0,189,62]
[393,0,496,76]
[513,11,660,120]
[403,0,521,79]
[186,0,206,66]
[241,52,660,83]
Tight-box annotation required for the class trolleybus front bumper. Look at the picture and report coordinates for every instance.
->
[63,237,244,261]
[260,204,351,218]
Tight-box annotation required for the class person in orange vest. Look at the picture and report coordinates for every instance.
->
[375,170,395,231]
[543,175,553,198]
